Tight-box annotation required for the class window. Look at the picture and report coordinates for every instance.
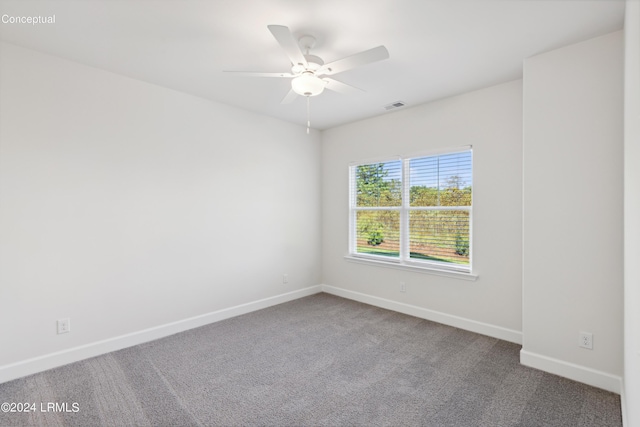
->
[349,147,472,273]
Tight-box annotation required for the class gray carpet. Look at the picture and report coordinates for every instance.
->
[0,293,622,426]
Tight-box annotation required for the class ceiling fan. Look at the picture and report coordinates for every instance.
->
[224,25,389,131]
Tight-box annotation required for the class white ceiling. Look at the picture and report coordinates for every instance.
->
[0,0,625,130]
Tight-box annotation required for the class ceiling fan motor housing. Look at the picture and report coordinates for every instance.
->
[292,54,324,74]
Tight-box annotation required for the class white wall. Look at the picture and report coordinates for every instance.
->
[624,1,640,424]
[521,31,623,392]
[0,42,321,379]
[322,80,523,341]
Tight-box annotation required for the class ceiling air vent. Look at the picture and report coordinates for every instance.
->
[384,101,406,111]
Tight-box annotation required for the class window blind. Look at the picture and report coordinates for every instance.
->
[351,160,402,258]
[408,151,472,268]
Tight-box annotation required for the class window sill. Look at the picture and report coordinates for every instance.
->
[343,255,478,281]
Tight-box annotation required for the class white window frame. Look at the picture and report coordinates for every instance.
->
[346,147,476,280]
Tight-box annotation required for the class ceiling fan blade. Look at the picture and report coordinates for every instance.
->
[323,78,363,95]
[280,88,298,104]
[224,71,294,78]
[267,25,308,68]
[318,45,389,76]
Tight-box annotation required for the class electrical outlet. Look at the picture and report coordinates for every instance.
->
[579,332,593,349]
[57,318,70,335]
[283,274,288,284]
[400,282,406,293]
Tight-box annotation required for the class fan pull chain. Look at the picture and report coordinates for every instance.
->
[306,96,310,134]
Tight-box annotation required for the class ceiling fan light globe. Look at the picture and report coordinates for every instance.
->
[292,73,325,97]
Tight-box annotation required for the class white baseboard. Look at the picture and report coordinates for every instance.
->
[620,380,628,427]
[520,349,622,394]
[0,285,322,385]
[321,284,522,344]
